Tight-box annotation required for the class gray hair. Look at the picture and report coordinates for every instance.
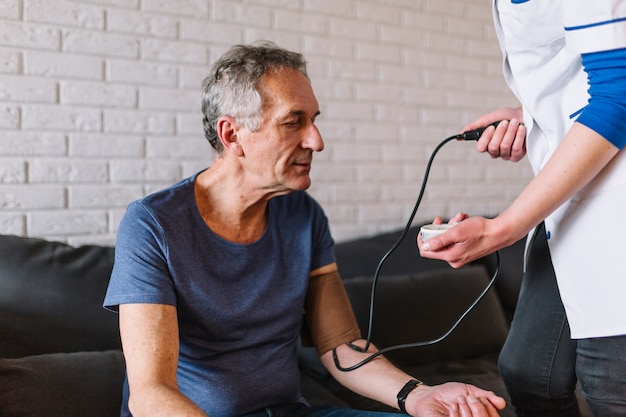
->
[201,41,309,154]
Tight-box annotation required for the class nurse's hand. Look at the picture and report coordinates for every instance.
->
[463,107,526,162]
[417,215,518,269]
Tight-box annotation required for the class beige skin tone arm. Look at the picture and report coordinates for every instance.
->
[313,264,505,416]
[119,303,209,417]
[321,342,504,417]
[419,121,619,267]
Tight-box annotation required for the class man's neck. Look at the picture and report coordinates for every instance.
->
[194,167,270,244]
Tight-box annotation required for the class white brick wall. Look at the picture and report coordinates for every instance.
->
[0,0,532,246]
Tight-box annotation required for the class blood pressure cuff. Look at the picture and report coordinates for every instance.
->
[301,270,362,356]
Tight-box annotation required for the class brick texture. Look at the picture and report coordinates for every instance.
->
[0,0,531,246]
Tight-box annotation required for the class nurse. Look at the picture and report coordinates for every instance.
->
[418,1,626,416]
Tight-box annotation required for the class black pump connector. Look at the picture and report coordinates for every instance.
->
[458,121,502,141]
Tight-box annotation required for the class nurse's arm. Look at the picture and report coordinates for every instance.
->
[419,122,619,267]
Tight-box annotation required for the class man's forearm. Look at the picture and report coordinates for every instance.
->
[128,384,209,417]
[320,340,415,410]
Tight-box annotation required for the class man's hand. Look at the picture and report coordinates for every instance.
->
[405,382,505,417]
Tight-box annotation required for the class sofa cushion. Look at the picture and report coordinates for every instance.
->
[0,235,119,358]
[343,265,509,367]
[0,350,125,417]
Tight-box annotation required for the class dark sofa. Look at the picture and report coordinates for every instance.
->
[0,227,591,417]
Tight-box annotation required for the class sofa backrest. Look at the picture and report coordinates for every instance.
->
[342,265,510,367]
[0,235,120,358]
[334,225,526,323]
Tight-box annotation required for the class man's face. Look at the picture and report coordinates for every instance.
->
[236,68,324,195]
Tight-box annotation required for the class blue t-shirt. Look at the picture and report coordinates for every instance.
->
[103,172,336,417]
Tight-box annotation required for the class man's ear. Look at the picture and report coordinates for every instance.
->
[216,116,244,156]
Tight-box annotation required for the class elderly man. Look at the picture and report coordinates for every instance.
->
[104,41,505,417]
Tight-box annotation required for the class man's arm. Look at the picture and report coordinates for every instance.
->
[119,303,208,417]
[307,264,505,416]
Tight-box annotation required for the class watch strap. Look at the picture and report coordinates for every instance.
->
[397,379,423,414]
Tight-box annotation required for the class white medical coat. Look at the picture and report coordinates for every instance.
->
[492,0,626,338]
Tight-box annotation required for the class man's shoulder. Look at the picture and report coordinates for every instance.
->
[125,175,197,223]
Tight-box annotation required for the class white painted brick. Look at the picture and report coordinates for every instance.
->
[404,86,445,106]
[68,185,144,208]
[104,109,175,134]
[309,79,353,101]
[355,82,404,103]
[63,29,139,58]
[309,163,353,182]
[425,0,466,18]
[142,38,207,64]
[0,21,60,50]
[355,42,401,64]
[108,59,177,87]
[181,160,211,178]
[143,0,209,17]
[243,30,301,53]
[0,132,67,156]
[0,0,530,244]
[0,185,65,209]
[425,33,465,54]
[333,143,380,162]
[110,159,180,183]
[328,59,376,81]
[0,105,20,129]
[356,163,403,182]
[28,210,108,236]
[22,105,101,131]
[377,103,420,123]
[446,16,485,39]
[353,123,394,142]
[274,10,327,35]
[355,3,402,25]
[140,87,197,111]
[26,50,103,79]
[29,158,108,183]
[0,0,20,19]
[379,25,420,47]
[69,134,144,157]
[333,184,380,203]
[0,159,26,183]
[0,213,24,235]
[303,0,354,17]
[177,113,205,137]
[67,233,116,247]
[393,0,425,11]
[212,1,271,27]
[422,69,464,89]
[107,8,178,38]
[75,0,139,7]
[180,65,207,90]
[404,10,444,32]
[179,19,243,45]
[25,0,105,30]
[146,136,209,159]
[0,48,21,74]
[0,74,57,102]
[357,202,405,222]
[329,18,377,41]
[304,36,353,59]
[326,101,376,123]
[60,80,137,107]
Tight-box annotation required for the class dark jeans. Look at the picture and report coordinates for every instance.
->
[498,223,626,417]
[239,403,399,417]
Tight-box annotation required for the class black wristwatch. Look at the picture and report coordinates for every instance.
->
[397,379,423,414]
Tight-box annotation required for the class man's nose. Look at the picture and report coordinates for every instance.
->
[303,124,324,152]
